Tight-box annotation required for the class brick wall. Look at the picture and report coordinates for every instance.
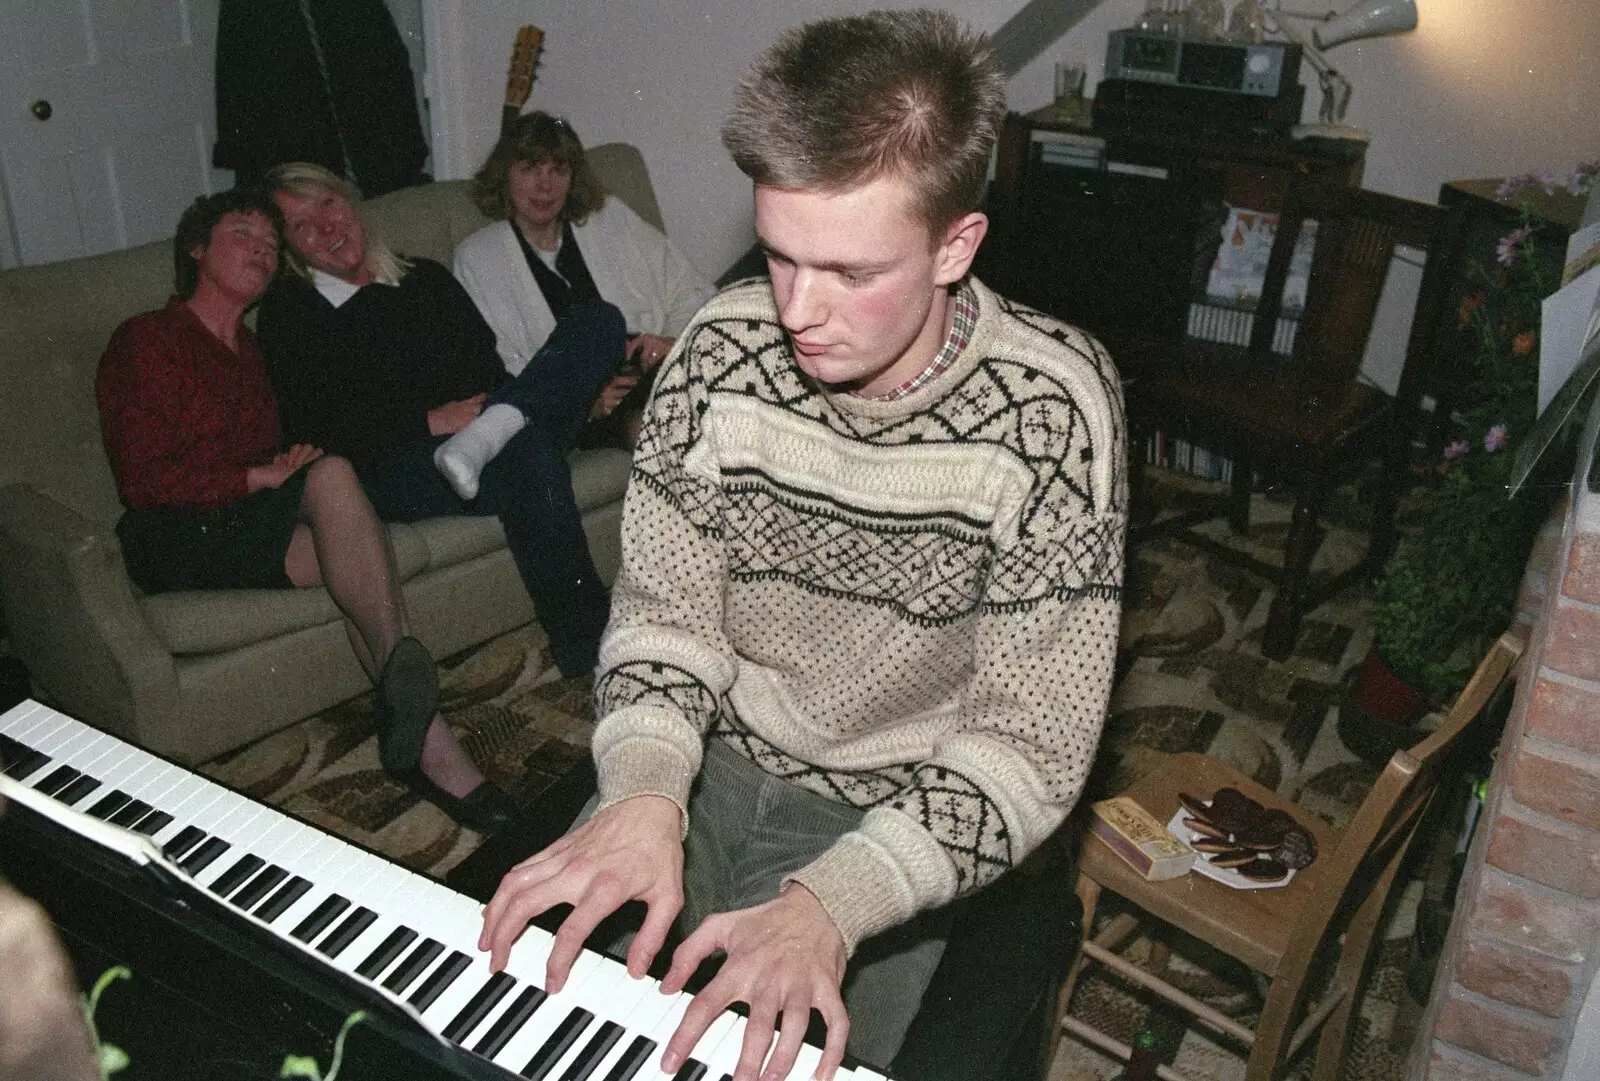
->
[1412,423,1600,1079]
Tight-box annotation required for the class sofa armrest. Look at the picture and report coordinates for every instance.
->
[0,484,178,742]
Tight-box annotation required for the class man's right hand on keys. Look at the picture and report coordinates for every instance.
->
[478,794,684,991]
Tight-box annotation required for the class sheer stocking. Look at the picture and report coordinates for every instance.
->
[285,457,485,796]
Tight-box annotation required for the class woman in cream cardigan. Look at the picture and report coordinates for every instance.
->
[446,113,712,479]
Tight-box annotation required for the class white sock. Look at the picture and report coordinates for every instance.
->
[433,403,527,501]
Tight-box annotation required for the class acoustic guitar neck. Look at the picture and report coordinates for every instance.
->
[502,25,544,136]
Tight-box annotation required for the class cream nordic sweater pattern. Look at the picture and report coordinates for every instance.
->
[593,278,1127,950]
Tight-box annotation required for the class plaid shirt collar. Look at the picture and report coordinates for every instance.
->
[858,281,978,401]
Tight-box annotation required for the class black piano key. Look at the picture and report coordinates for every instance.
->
[162,825,207,860]
[33,764,79,796]
[669,1062,707,1081]
[131,809,174,836]
[317,907,378,958]
[473,985,548,1059]
[179,836,231,875]
[292,895,351,943]
[600,1035,655,1081]
[408,950,472,1012]
[356,926,419,980]
[560,1020,623,1081]
[86,790,132,819]
[443,971,516,1043]
[383,938,445,994]
[522,1008,593,1080]
[209,853,266,898]
[255,876,312,922]
[57,774,102,806]
[232,865,290,910]
[0,733,41,777]
[0,742,50,780]
[107,798,155,828]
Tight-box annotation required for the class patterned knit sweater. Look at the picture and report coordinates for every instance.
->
[593,277,1126,952]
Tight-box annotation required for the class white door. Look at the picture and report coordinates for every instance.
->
[0,0,223,268]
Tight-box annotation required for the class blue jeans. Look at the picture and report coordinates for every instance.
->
[370,300,626,675]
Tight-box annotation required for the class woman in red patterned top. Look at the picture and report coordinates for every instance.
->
[95,190,516,833]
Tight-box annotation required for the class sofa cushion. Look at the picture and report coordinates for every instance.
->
[140,523,429,655]
[411,515,508,569]
[571,448,635,513]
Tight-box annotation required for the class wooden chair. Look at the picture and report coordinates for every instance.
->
[1054,624,1528,1081]
[1124,184,1465,660]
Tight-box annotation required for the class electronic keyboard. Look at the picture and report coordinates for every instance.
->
[0,700,888,1081]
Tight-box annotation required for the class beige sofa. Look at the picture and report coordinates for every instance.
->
[0,145,670,765]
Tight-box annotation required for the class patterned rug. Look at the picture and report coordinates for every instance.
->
[200,625,595,881]
[197,469,1428,1081]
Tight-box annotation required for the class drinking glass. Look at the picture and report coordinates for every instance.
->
[1227,0,1269,43]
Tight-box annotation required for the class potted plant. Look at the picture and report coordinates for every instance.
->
[1347,168,1591,744]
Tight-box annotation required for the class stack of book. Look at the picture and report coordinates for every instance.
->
[1029,127,1104,171]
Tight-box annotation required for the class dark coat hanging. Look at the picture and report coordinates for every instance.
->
[213,0,429,197]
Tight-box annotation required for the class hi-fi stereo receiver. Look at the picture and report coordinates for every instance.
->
[1105,29,1301,101]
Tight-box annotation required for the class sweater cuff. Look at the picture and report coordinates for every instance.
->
[784,807,959,954]
[592,706,704,835]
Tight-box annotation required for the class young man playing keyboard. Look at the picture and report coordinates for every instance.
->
[480,10,1127,1080]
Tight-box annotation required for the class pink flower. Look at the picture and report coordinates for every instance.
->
[1496,172,1558,201]
[1496,226,1533,266]
[1443,439,1469,460]
[1484,424,1509,453]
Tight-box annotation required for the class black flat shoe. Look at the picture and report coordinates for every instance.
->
[401,772,520,834]
[376,637,438,776]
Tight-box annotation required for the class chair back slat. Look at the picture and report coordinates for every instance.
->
[1251,625,1527,1077]
[1257,186,1445,388]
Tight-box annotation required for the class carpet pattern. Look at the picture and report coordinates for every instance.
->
[198,470,1427,1081]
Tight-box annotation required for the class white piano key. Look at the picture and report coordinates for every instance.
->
[485,948,610,1073]
[634,989,700,1080]
[683,1010,745,1080]
[94,756,181,812]
[68,737,137,784]
[30,723,107,768]
[141,773,223,834]
[534,956,660,1081]
[264,835,381,931]
[0,702,57,742]
[120,760,199,818]
[236,815,305,861]
[189,807,274,887]
[785,1043,824,1081]
[407,878,489,949]
[173,786,255,836]
[12,712,86,757]
[413,952,500,1036]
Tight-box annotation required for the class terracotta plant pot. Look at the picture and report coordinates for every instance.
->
[1338,645,1430,765]
[1349,644,1429,725]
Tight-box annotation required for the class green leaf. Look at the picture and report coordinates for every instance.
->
[99,1045,129,1076]
[279,1054,323,1080]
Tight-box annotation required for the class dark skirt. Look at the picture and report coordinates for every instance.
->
[116,470,309,594]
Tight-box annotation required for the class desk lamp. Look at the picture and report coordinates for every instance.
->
[1267,0,1418,142]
